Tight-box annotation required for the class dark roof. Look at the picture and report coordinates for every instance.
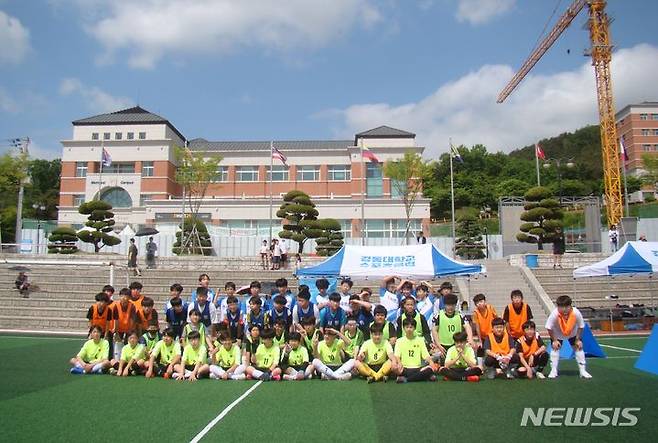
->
[188,139,353,152]
[72,106,185,141]
[355,125,416,138]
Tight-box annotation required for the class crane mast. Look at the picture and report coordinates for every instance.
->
[498,0,623,227]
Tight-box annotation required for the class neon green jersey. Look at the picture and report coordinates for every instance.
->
[182,324,206,347]
[255,343,280,368]
[394,336,429,369]
[344,329,364,357]
[120,343,144,363]
[437,310,463,346]
[361,339,393,365]
[287,346,309,367]
[216,345,241,369]
[317,339,344,365]
[77,339,109,363]
[152,340,181,365]
[182,344,207,366]
[445,345,475,369]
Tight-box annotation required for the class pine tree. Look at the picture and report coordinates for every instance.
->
[516,186,563,250]
[76,200,121,252]
[173,216,212,255]
[314,219,344,256]
[48,227,79,254]
[455,213,485,259]
[276,190,320,253]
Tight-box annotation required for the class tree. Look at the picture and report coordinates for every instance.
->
[495,178,531,198]
[76,200,121,252]
[48,227,78,254]
[174,146,222,255]
[276,190,319,253]
[172,216,212,255]
[314,218,344,256]
[516,187,563,250]
[641,153,658,189]
[24,159,61,220]
[384,151,428,243]
[626,175,642,194]
[0,152,29,242]
[455,212,485,259]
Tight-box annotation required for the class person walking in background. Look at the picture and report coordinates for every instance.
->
[609,225,619,253]
[552,227,566,269]
[260,240,270,270]
[128,238,141,276]
[146,237,157,269]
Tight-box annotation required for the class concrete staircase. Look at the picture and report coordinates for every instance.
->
[457,259,549,330]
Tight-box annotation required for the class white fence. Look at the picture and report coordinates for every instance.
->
[18,228,507,259]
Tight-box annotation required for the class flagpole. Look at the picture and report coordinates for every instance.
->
[449,138,456,257]
[535,144,541,186]
[360,139,365,246]
[269,141,274,244]
[98,139,104,198]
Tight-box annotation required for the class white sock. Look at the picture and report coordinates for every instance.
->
[550,350,560,373]
[252,369,264,379]
[305,365,314,379]
[233,364,246,376]
[113,343,123,361]
[209,365,225,378]
[184,369,192,378]
[334,359,355,376]
[91,363,104,374]
[231,373,246,380]
[312,359,335,379]
[285,368,299,380]
[477,357,484,367]
[75,362,84,369]
[575,350,587,371]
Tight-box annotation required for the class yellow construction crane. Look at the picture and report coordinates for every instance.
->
[498,0,622,227]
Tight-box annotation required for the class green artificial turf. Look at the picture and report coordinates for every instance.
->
[0,335,656,443]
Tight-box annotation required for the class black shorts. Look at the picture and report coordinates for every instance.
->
[281,254,287,262]
[153,362,168,376]
[368,363,383,373]
[557,337,578,346]
[185,364,196,371]
[254,367,271,374]
[272,256,281,263]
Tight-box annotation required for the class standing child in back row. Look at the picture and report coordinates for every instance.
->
[503,289,533,340]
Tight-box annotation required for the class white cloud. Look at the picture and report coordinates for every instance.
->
[59,78,132,113]
[0,10,31,64]
[66,0,381,69]
[0,87,19,113]
[455,0,515,25]
[329,43,658,158]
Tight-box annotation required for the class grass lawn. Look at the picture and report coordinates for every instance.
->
[0,334,656,442]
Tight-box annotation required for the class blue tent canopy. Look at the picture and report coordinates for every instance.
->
[296,244,485,279]
[573,241,658,278]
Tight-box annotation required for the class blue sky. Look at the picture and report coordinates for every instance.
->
[1,0,658,160]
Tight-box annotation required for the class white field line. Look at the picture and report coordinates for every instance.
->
[599,344,642,353]
[189,380,263,443]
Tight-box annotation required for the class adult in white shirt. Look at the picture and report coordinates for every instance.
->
[545,295,591,379]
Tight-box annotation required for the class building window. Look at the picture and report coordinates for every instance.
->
[643,144,651,152]
[115,132,122,140]
[365,219,421,238]
[391,179,407,198]
[366,163,383,197]
[266,165,289,182]
[100,187,132,208]
[652,114,658,120]
[328,165,351,181]
[103,132,111,140]
[92,133,99,140]
[75,162,87,177]
[640,114,648,120]
[653,129,658,136]
[127,132,134,140]
[213,165,229,182]
[103,162,135,174]
[140,195,153,206]
[139,132,146,140]
[340,220,352,238]
[654,145,658,152]
[296,165,320,181]
[236,166,259,182]
[73,195,85,206]
[641,129,650,136]
[142,161,154,177]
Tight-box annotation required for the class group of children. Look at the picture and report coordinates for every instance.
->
[70,274,592,382]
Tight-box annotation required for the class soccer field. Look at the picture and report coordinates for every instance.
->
[0,334,656,443]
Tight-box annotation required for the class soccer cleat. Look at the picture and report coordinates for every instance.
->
[261,373,271,382]
[548,371,558,379]
[536,372,546,379]
[485,368,496,380]
[108,368,118,376]
[70,367,84,375]
[466,375,480,382]
[338,373,352,381]
[381,376,388,383]
[295,372,305,381]
[209,372,219,380]
[232,374,246,381]
[271,374,281,381]
[396,376,408,384]
[367,376,375,384]
[579,370,592,379]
